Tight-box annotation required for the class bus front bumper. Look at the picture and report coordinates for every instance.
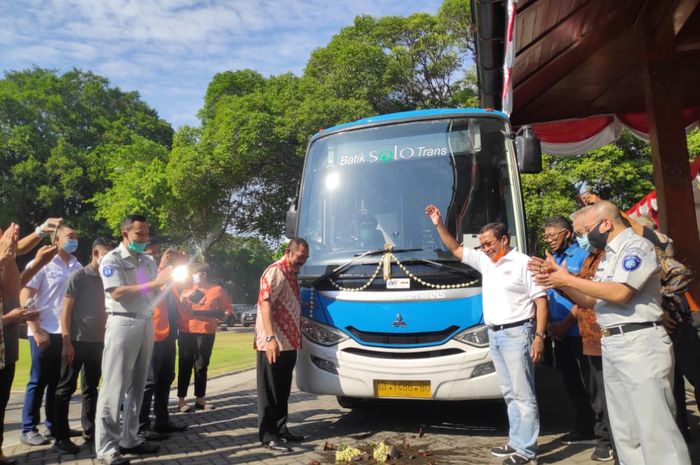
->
[295,337,502,401]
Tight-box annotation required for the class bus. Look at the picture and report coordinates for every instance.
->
[286,108,541,406]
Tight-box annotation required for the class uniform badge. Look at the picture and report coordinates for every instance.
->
[102,265,116,277]
[621,255,642,271]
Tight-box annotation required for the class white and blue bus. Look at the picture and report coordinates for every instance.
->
[287,108,541,406]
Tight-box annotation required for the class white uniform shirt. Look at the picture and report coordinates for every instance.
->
[99,243,158,316]
[461,247,546,325]
[593,227,663,327]
[25,254,82,335]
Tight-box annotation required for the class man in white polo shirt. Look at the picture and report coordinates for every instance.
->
[20,223,82,446]
[426,205,547,465]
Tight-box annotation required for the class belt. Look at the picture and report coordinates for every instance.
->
[600,321,660,337]
[488,318,533,332]
[107,312,151,320]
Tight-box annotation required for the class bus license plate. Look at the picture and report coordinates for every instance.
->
[374,380,432,398]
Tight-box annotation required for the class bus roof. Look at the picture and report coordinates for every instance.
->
[311,108,509,142]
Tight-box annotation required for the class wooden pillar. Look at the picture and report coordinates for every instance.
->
[642,13,700,302]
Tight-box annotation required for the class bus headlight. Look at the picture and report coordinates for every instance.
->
[452,324,489,347]
[301,317,348,346]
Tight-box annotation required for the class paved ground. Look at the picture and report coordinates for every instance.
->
[4,364,700,464]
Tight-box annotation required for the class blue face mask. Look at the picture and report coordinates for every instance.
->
[63,238,79,254]
[576,234,591,252]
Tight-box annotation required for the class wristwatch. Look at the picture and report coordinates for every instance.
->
[535,332,546,339]
[264,335,276,343]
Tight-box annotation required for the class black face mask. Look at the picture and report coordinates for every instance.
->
[587,220,609,250]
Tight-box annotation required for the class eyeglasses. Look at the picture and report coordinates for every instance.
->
[479,238,500,249]
[542,230,566,241]
[583,219,605,234]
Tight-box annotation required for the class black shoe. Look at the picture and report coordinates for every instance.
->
[559,431,597,445]
[137,430,169,441]
[262,440,292,452]
[591,444,614,462]
[194,402,215,410]
[0,458,18,465]
[280,431,305,442]
[119,442,160,455]
[491,444,517,457]
[52,438,80,454]
[154,422,188,433]
[503,454,532,465]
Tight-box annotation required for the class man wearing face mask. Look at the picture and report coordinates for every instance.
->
[52,237,112,454]
[531,208,615,462]
[138,250,189,439]
[540,217,597,447]
[95,215,172,465]
[535,201,690,465]
[425,205,547,465]
[177,263,233,412]
[19,223,83,447]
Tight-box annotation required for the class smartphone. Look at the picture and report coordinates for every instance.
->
[50,220,63,244]
[188,289,205,304]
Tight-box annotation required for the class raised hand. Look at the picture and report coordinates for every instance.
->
[35,244,59,267]
[0,223,20,265]
[424,204,442,226]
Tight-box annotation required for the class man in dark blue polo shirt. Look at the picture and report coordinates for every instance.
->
[541,216,595,446]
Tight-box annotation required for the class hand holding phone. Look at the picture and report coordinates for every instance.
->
[187,289,205,304]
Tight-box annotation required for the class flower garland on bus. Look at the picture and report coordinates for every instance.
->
[329,244,479,292]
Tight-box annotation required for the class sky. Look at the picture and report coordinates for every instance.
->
[1,0,445,128]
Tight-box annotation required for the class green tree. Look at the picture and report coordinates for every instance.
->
[522,132,655,254]
[304,1,476,113]
[206,235,275,303]
[0,68,173,254]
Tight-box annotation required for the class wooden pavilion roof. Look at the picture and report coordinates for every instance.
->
[474,0,700,126]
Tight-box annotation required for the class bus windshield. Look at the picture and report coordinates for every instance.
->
[298,116,517,274]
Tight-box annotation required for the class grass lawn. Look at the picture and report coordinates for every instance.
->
[11,329,256,391]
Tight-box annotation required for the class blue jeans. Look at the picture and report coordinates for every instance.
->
[488,321,539,459]
[22,334,62,433]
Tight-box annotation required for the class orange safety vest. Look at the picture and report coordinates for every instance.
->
[153,288,183,342]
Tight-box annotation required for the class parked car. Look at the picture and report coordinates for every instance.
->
[241,305,258,327]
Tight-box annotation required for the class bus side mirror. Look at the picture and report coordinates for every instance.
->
[286,202,298,238]
[515,126,542,173]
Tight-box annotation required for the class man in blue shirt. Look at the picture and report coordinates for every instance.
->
[541,216,596,446]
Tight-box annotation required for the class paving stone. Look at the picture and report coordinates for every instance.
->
[4,363,700,464]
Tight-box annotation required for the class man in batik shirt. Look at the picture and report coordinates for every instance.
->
[254,238,308,453]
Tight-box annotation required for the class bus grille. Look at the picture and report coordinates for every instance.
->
[342,347,463,359]
[345,325,460,345]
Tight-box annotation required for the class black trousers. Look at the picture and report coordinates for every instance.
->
[0,363,16,448]
[256,350,296,443]
[672,321,700,436]
[140,336,176,430]
[553,336,596,435]
[177,332,215,398]
[53,341,103,441]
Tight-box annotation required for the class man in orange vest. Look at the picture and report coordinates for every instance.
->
[138,249,188,439]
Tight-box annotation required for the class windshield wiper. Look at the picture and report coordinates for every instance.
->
[399,258,480,279]
[313,248,422,287]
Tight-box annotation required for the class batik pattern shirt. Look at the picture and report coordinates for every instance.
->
[254,257,301,351]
